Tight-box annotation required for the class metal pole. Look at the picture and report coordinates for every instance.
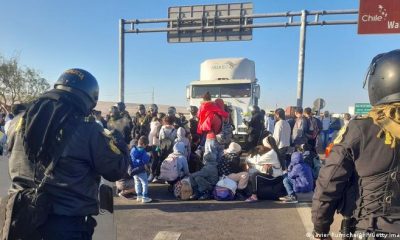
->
[152,87,154,104]
[119,19,125,103]
[296,10,307,108]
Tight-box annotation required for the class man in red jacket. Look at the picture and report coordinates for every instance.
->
[197,92,228,161]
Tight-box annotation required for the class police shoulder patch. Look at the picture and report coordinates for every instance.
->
[333,125,349,145]
[102,129,121,154]
[108,139,121,155]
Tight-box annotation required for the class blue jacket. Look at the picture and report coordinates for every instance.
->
[288,152,314,193]
[130,146,150,175]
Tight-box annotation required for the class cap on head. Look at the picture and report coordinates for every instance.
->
[365,49,400,106]
[54,68,99,112]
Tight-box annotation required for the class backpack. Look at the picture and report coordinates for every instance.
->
[160,128,175,158]
[303,152,321,179]
[216,121,233,145]
[159,154,179,181]
[213,186,235,201]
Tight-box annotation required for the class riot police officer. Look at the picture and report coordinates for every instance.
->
[6,69,129,239]
[312,50,400,240]
[167,106,185,128]
[244,105,264,150]
[107,106,132,144]
[116,101,132,121]
[132,104,150,140]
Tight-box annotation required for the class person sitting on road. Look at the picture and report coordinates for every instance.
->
[279,151,314,203]
[164,142,190,191]
[218,142,249,199]
[175,127,190,159]
[188,134,203,173]
[189,153,219,200]
[245,136,283,202]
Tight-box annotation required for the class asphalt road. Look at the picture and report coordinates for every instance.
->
[0,155,343,240]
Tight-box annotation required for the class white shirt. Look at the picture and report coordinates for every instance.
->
[148,121,161,146]
[273,119,291,148]
[246,150,283,178]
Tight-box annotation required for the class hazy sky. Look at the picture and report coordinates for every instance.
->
[1,0,399,113]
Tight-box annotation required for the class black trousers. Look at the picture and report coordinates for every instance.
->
[39,215,97,240]
[248,171,272,194]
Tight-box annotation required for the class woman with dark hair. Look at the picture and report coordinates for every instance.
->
[245,136,283,202]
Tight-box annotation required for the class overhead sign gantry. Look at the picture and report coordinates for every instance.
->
[119,2,358,107]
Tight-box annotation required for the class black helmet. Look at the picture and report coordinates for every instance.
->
[54,68,99,111]
[251,105,260,113]
[189,106,198,114]
[364,49,400,106]
[149,104,158,113]
[109,106,120,118]
[117,102,126,112]
[138,104,145,111]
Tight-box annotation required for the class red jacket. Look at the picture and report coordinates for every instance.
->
[197,100,228,139]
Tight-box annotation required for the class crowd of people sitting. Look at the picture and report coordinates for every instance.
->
[0,91,350,204]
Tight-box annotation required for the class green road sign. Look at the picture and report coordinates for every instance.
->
[354,103,372,115]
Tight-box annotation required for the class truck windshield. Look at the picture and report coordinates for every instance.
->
[192,84,251,98]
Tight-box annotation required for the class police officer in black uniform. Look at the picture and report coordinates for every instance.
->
[132,104,150,140]
[107,105,132,144]
[116,101,132,121]
[244,105,264,150]
[312,50,400,240]
[6,69,129,239]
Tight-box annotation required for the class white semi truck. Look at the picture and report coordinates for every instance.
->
[186,58,260,142]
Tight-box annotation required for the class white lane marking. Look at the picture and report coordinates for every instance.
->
[296,203,313,238]
[153,231,181,240]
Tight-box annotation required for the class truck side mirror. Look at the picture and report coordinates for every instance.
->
[186,86,190,99]
[254,84,260,99]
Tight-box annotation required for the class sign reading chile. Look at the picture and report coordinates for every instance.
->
[358,0,400,34]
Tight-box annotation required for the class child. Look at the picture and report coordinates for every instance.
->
[175,127,190,158]
[279,152,314,203]
[161,142,190,193]
[130,136,152,203]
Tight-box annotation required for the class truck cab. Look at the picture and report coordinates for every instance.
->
[186,58,260,142]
